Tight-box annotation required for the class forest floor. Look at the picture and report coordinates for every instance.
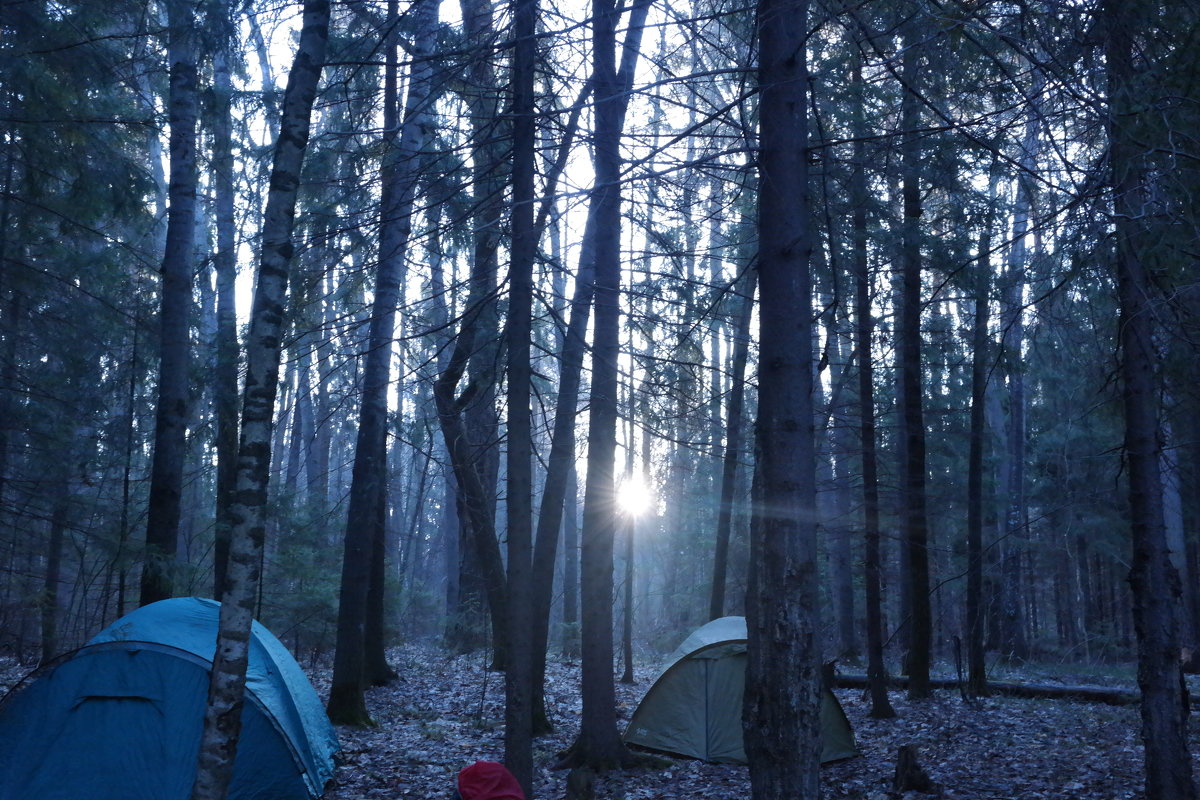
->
[0,644,1186,799]
[316,644,1170,800]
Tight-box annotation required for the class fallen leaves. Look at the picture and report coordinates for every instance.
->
[0,648,1171,799]
[311,644,1173,800]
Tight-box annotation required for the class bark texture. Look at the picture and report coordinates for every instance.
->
[743,0,821,795]
[504,0,537,783]
[997,95,1040,661]
[210,0,239,601]
[190,3,330,797]
[141,0,198,607]
[1105,1,1197,796]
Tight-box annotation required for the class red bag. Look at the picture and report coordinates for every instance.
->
[457,760,527,800]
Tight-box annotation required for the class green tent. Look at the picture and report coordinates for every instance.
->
[623,616,858,764]
[0,597,339,800]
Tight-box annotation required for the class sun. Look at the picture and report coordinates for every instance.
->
[616,474,652,516]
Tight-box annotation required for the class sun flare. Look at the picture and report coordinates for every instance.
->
[616,475,653,516]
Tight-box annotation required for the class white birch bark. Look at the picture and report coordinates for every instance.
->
[190,3,330,798]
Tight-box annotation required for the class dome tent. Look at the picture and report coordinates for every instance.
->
[623,616,858,764]
[0,597,339,800]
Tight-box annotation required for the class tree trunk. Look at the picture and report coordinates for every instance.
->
[364,480,396,686]
[0,125,14,527]
[424,215,476,652]
[528,0,653,733]
[620,511,635,684]
[210,0,239,602]
[966,170,997,698]
[1073,532,1094,657]
[434,348,509,670]
[284,366,306,499]
[329,0,435,724]
[141,0,199,607]
[504,0,537,782]
[562,0,634,769]
[530,185,597,731]
[850,54,894,720]
[619,405,637,686]
[997,97,1040,661]
[1105,1,1197,796]
[743,0,821,795]
[1188,409,1200,649]
[308,261,336,511]
[898,20,931,699]
[0,267,21,632]
[835,672,1139,706]
[562,465,580,656]
[40,490,68,662]
[190,3,329,797]
[1162,416,1193,647]
[442,461,461,625]
[892,745,938,795]
[710,269,755,621]
[828,303,858,662]
[452,0,507,668]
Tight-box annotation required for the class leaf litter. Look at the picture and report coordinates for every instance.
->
[0,649,1179,799]
[314,645,1177,800]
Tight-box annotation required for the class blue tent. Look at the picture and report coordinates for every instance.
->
[0,597,339,800]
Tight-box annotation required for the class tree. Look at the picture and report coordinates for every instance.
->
[527,0,653,732]
[896,9,932,699]
[503,0,538,780]
[742,0,821,796]
[561,0,637,769]
[965,167,999,698]
[190,2,330,796]
[850,48,894,719]
[709,268,754,621]
[1104,1,1197,797]
[996,82,1041,662]
[328,0,438,727]
[7,7,1200,800]
[209,0,240,601]
[438,0,510,663]
[141,0,199,607]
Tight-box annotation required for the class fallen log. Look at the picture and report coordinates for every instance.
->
[833,674,1139,706]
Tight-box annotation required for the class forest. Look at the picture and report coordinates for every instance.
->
[0,0,1198,797]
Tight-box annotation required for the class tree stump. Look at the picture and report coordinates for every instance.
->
[892,744,940,795]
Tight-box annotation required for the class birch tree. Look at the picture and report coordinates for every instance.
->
[191,2,330,796]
